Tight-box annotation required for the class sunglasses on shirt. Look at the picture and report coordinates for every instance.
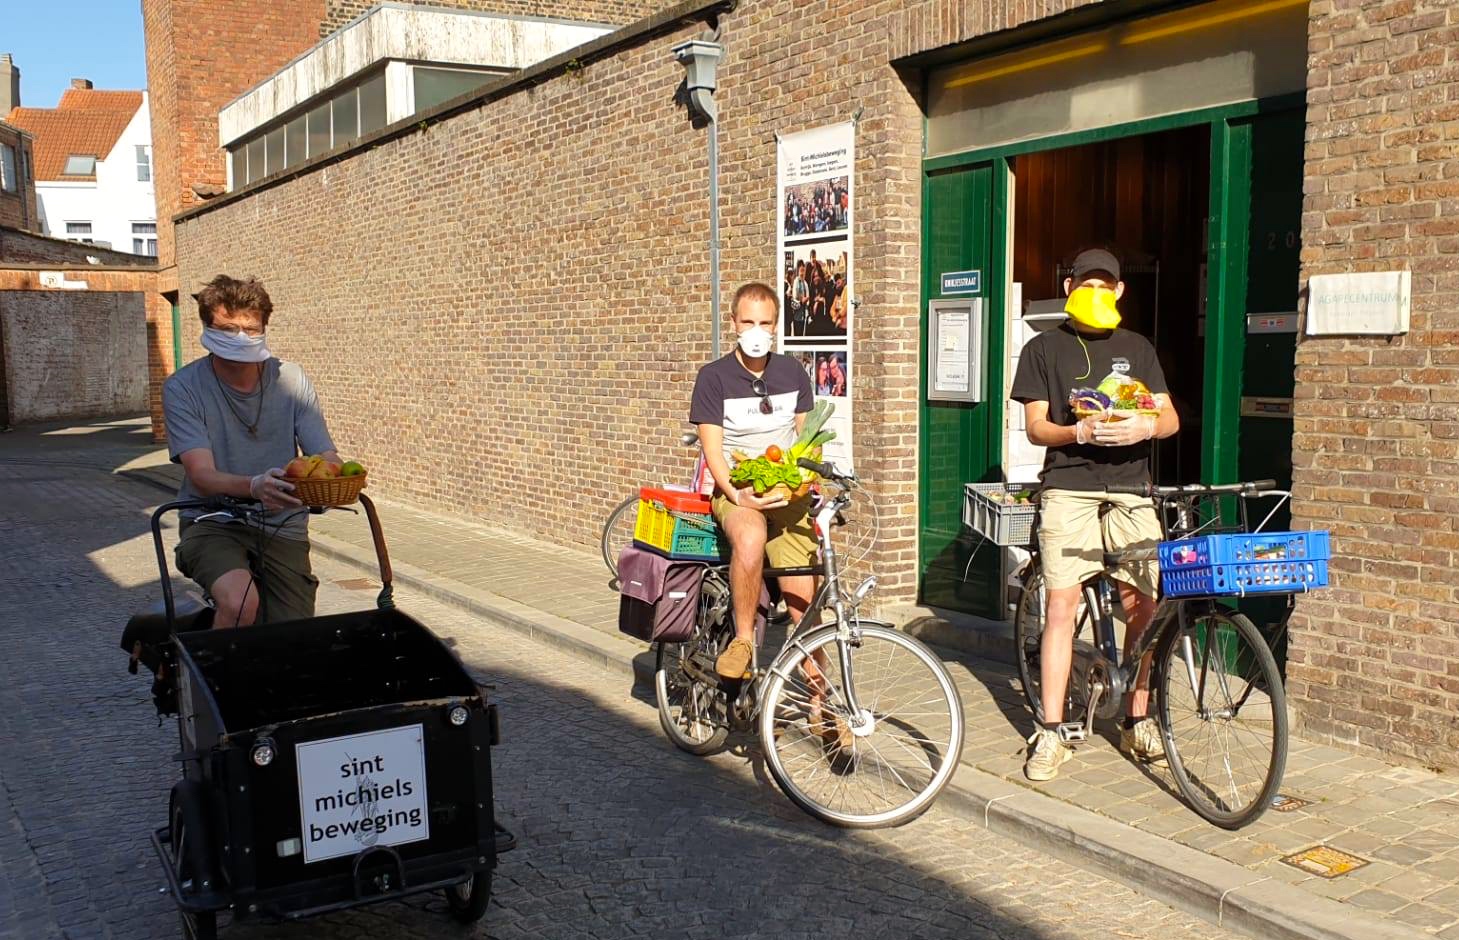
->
[751,378,773,415]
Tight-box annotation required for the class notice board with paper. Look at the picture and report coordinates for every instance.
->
[927,299,982,402]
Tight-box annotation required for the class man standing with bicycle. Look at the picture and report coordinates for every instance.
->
[1010,249,1180,781]
[162,275,340,628]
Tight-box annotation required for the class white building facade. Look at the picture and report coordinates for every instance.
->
[31,95,156,255]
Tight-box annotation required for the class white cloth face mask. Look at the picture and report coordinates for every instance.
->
[201,327,271,363]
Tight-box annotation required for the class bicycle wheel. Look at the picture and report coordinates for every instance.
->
[600,495,639,579]
[1012,563,1089,723]
[1156,608,1288,829]
[655,620,731,755]
[759,622,964,828]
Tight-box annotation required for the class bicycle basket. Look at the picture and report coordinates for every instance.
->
[1159,530,1330,598]
[632,486,727,562]
[962,483,1037,547]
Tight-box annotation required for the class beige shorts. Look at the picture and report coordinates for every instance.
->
[1038,489,1162,597]
[709,491,819,570]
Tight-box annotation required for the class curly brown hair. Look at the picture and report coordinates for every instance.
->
[195,275,274,327]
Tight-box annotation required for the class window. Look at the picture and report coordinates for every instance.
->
[359,71,387,136]
[62,154,97,176]
[307,102,331,158]
[413,67,496,113]
[265,127,285,176]
[230,146,246,190]
[132,221,157,256]
[332,88,359,149]
[0,143,15,193]
[136,144,151,182]
[285,114,306,168]
[246,137,264,184]
[65,221,94,243]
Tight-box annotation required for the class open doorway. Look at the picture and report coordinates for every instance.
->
[1010,124,1211,485]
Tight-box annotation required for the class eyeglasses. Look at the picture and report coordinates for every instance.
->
[751,378,773,414]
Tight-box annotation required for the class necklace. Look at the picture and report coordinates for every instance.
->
[211,359,267,437]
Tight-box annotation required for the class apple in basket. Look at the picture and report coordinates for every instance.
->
[283,454,344,479]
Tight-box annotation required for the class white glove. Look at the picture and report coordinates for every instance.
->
[249,467,300,509]
[1093,414,1156,447]
[1074,416,1101,446]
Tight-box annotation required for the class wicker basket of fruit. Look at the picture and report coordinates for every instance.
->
[283,454,369,507]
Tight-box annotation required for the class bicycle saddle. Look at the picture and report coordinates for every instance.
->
[120,595,215,671]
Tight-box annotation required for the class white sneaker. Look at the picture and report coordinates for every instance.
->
[1120,717,1166,763]
[1024,727,1073,781]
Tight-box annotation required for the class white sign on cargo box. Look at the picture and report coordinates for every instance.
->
[1305,271,1410,336]
[296,724,430,863]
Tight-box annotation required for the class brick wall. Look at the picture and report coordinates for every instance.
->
[0,271,154,424]
[0,127,38,232]
[1288,0,1459,768]
[166,0,1187,615]
[320,0,670,36]
[0,228,155,266]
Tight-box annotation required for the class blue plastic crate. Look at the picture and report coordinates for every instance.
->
[1158,530,1331,598]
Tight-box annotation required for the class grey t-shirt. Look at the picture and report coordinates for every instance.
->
[162,355,336,539]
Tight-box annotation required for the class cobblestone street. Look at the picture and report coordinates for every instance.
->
[0,422,1234,939]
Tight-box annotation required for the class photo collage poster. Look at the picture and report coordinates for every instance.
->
[776,121,854,471]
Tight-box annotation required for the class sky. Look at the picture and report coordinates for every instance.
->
[4,2,149,109]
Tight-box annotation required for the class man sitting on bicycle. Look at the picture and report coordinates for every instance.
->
[1010,249,1181,781]
[162,275,339,628]
[691,282,847,740]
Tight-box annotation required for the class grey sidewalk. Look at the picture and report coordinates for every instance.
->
[97,416,1454,940]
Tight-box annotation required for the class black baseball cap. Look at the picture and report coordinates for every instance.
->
[1069,248,1121,283]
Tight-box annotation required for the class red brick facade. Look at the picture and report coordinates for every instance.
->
[142,0,326,437]
[0,124,37,232]
[1286,0,1459,766]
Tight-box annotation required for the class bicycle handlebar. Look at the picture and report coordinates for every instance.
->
[797,456,856,484]
[1105,479,1278,499]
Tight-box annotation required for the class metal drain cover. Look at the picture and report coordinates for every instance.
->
[1270,794,1310,813]
[1282,845,1369,878]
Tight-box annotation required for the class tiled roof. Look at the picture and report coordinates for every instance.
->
[5,91,141,182]
[58,89,143,113]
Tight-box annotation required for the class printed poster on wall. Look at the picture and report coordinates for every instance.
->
[777,121,854,471]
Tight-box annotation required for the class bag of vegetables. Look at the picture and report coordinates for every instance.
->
[729,400,836,501]
[1069,372,1161,422]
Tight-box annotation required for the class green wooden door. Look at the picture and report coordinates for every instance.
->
[919,161,1006,614]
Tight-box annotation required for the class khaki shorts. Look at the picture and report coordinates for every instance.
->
[709,492,819,570]
[1038,489,1162,597]
[175,520,320,625]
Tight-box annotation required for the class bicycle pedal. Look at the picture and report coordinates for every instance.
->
[1056,723,1087,744]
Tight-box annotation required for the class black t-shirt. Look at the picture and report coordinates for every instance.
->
[1010,323,1169,491]
[690,352,813,468]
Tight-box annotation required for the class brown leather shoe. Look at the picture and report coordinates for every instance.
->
[714,638,754,679]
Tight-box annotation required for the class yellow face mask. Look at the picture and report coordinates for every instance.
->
[1064,286,1121,329]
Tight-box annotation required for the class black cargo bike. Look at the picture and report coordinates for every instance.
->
[121,493,514,939]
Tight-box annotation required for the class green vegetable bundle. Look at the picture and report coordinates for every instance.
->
[729,400,837,495]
